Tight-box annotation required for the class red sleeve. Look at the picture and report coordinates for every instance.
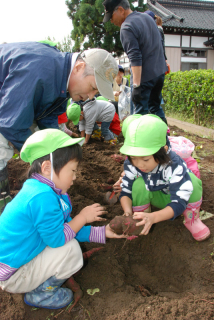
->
[109,113,121,136]
[58,112,68,124]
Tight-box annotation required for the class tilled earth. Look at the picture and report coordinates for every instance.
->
[1,124,214,320]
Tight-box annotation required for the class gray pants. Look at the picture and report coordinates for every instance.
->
[0,133,14,170]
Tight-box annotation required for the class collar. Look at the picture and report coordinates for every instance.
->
[31,173,62,195]
[66,52,80,89]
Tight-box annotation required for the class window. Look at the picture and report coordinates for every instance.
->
[181,50,207,58]
[181,62,207,71]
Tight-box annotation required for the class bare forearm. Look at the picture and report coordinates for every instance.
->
[120,196,133,214]
[131,66,142,85]
[68,215,86,233]
[85,134,91,144]
[152,206,174,223]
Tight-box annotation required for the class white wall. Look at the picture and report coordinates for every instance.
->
[191,36,209,48]
[165,34,181,47]
[182,36,190,47]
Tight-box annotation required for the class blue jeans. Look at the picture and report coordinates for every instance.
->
[93,122,114,141]
[133,73,166,121]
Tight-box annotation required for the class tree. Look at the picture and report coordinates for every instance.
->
[65,0,146,56]
[47,36,73,52]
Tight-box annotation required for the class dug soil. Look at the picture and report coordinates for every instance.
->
[1,124,214,320]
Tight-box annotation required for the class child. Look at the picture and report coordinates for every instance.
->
[67,98,117,144]
[96,96,121,138]
[118,114,210,241]
[58,99,79,138]
[0,129,125,309]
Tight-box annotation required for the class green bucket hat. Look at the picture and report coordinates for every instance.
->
[120,114,167,156]
[21,129,84,165]
[122,114,142,138]
[67,103,81,125]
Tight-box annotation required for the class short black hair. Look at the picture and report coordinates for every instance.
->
[128,146,171,166]
[28,144,82,178]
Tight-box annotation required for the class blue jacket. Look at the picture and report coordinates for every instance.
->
[0,179,91,270]
[0,42,72,150]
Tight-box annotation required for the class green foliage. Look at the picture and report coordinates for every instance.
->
[162,69,214,128]
[65,0,146,55]
[47,36,73,52]
[124,74,131,85]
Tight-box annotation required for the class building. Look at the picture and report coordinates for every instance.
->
[116,0,214,72]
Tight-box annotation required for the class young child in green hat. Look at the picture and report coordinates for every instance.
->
[67,98,117,144]
[118,114,210,241]
[0,129,125,309]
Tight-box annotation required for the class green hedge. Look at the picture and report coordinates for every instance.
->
[162,69,214,127]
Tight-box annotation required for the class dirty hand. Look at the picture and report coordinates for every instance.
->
[133,212,155,235]
[71,132,79,138]
[79,203,107,224]
[105,224,127,239]
[114,91,121,97]
[113,171,125,193]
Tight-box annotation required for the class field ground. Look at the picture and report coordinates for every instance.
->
[1,123,214,320]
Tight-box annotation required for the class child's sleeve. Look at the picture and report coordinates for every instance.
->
[165,160,194,219]
[84,107,97,135]
[78,119,86,132]
[119,159,141,200]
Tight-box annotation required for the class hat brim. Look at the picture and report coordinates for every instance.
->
[95,71,115,101]
[103,11,113,23]
[72,118,80,125]
[120,145,161,157]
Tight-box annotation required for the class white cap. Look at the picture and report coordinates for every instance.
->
[81,48,118,100]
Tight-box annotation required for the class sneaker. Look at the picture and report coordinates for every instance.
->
[104,138,118,145]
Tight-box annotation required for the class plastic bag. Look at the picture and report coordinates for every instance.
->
[118,85,131,121]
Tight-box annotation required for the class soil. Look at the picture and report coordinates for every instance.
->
[1,124,214,320]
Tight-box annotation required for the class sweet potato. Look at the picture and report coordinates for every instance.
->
[109,216,143,236]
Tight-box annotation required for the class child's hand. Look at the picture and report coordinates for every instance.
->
[79,203,107,224]
[113,171,125,193]
[105,224,127,239]
[71,132,79,138]
[133,212,155,235]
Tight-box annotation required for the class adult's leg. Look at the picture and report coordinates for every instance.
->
[148,73,167,122]
[0,133,14,213]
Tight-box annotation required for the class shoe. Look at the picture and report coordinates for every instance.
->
[0,166,12,214]
[104,138,118,145]
[91,129,102,140]
[183,200,210,241]
[24,276,73,309]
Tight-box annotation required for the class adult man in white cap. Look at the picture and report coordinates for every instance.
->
[0,42,118,212]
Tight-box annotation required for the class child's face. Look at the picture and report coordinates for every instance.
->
[130,155,158,173]
[53,159,79,194]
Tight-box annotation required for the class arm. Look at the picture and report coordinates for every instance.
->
[84,134,91,144]
[133,206,174,235]
[120,196,133,216]
[68,203,107,233]
[131,66,142,87]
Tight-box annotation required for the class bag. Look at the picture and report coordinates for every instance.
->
[118,85,131,121]
[168,136,200,178]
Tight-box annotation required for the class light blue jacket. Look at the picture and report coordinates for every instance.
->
[0,179,91,269]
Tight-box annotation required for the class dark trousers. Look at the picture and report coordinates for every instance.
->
[133,73,166,121]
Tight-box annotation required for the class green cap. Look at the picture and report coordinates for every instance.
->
[96,96,108,102]
[38,40,58,47]
[120,114,167,156]
[21,129,84,164]
[122,114,142,137]
[67,103,81,125]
